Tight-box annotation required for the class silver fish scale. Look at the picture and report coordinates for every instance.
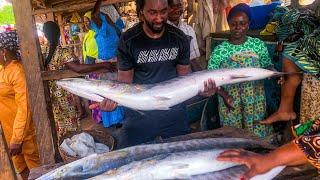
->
[99,80,151,94]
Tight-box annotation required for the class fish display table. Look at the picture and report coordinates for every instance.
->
[28,127,318,179]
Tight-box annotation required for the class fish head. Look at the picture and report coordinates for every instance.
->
[56,78,70,88]
[56,78,89,89]
[56,78,106,102]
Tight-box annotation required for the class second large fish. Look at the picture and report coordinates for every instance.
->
[57,68,283,110]
[38,138,283,179]
[90,149,284,180]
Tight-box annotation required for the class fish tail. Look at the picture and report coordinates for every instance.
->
[272,71,303,77]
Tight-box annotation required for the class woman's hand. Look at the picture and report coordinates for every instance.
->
[199,79,219,97]
[9,143,23,156]
[104,62,117,72]
[89,98,118,112]
[217,149,275,180]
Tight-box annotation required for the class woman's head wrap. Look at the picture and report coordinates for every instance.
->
[227,3,252,22]
[0,31,21,59]
[84,11,92,19]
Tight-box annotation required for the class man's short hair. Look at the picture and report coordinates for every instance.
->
[168,0,179,6]
[135,0,145,14]
[136,0,169,13]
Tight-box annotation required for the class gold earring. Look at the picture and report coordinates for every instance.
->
[3,55,6,62]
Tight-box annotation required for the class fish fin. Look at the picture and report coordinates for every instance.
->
[230,74,251,79]
[174,164,190,169]
[157,107,171,110]
[134,110,145,116]
[152,96,171,110]
[165,162,190,169]
[153,96,171,101]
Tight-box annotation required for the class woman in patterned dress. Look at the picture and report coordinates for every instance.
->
[207,4,273,138]
[42,21,81,139]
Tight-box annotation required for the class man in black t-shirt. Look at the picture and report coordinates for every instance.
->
[117,21,190,84]
[97,0,217,148]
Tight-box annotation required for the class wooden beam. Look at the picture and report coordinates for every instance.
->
[52,0,95,7]
[57,13,67,46]
[0,123,17,180]
[41,69,110,81]
[205,36,212,60]
[44,0,52,6]
[12,0,58,165]
[50,0,77,5]
[46,12,55,21]
[33,0,46,9]
[33,0,134,15]
[187,0,194,22]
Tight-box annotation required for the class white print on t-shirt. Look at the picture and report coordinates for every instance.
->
[137,48,179,64]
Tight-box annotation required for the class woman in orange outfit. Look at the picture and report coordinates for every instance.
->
[0,31,40,179]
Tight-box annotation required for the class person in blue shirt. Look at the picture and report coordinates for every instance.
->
[90,0,125,62]
[68,0,125,128]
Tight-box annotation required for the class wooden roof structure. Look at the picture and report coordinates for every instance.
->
[32,0,133,14]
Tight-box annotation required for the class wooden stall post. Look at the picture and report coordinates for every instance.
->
[187,0,194,23]
[12,0,58,165]
[57,13,67,46]
[46,13,55,22]
[0,123,17,180]
[205,36,212,60]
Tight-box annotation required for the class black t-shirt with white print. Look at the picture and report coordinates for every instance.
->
[117,22,191,84]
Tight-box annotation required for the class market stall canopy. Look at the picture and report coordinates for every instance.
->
[30,0,134,15]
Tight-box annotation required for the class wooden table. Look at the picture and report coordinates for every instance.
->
[29,127,318,179]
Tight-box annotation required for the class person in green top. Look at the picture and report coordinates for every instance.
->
[207,3,273,138]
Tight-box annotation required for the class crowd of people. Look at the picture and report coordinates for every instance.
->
[0,0,319,179]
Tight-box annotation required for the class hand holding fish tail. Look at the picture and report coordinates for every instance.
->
[199,78,218,97]
[217,149,273,180]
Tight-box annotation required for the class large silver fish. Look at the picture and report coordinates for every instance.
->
[37,138,284,179]
[56,68,283,111]
[90,149,284,180]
